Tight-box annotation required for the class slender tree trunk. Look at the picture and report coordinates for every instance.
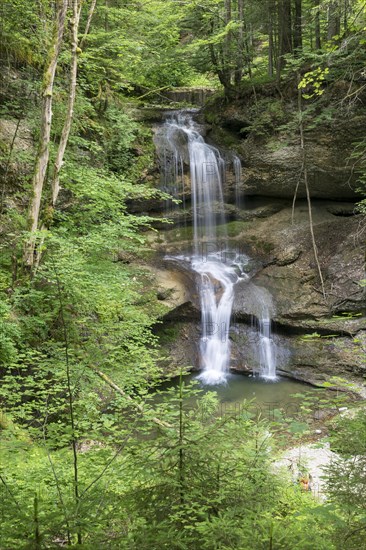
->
[327,1,341,41]
[314,0,321,50]
[52,0,82,206]
[277,0,292,75]
[244,19,252,79]
[297,75,326,300]
[268,1,274,77]
[104,0,108,32]
[178,371,185,507]
[293,0,303,52]
[53,263,82,545]
[234,0,244,87]
[224,0,233,90]
[24,0,68,267]
[34,494,41,549]
[343,0,349,34]
[79,0,97,49]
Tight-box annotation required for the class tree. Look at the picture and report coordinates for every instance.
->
[277,0,293,74]
[325,410,366,549]
[24,0,68,267]
[294,0,303,51]
[51,0,83,207]
[327,0,341,41]
[314,0,322,50]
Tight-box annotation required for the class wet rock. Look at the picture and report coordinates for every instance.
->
[275,246,302,266]
[327,204,357,217]
[149,193,366,385]
[230,324,366,386]
[206,106,365,200]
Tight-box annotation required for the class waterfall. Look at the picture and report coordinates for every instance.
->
[233,155,243,208]
[192,258,237,384]
[259,318,277,380]
[155,111,277,384]
[248,284,277,381]
[187,125,226,252]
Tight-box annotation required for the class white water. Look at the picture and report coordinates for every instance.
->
[233,155,243,208]
[193,258,237,384]
[259,318,277,380]
[155,112,276,384]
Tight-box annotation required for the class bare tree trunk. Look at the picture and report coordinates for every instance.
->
[24,0,68,267]
[234,0,244,86]
[277,0,292,75]
[104,0,108,32]
[314,0,321,49]
[79,0,97,49]
[52,0,82,207]
[343,0,349,33]
[268,0,275,77]
[224,0,233,89]
[244,19,252,79]
[293,0,303,52]
[297,75,326,300]
[327,1,341,41]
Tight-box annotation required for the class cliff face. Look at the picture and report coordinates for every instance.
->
[152,198,366,386]
[204,86,366,201]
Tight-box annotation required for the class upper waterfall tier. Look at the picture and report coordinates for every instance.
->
[154,112,227,254]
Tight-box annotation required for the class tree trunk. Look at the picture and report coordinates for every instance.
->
[104,0,109,32]
[234,0,244,87]
[268,0,275,77]
[52,0,82,207]
[343,0,349,34]
[297,73,326,300]
[327,1,340,41]
[314,0,321,50]
[293,0,303,52]
[80,0,97,49]
[224,0,233,87]
[24,0,68,267]
[277,0,292,74]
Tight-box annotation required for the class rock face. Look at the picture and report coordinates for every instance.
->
[204,97,366,201]
[237,137,359,200]
[152,200,366,386]
[162,88,215,106]
[146,102,366,387]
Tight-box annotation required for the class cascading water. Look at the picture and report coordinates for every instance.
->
[259,318,276,380]
[192,258,237,384]
[233,155,243,208]
[154,111,277,383]
[248,284,277,381]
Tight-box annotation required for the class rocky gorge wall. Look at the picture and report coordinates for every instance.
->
[203,84,366,202]
[145,94,366,389]
[152,199,366,388]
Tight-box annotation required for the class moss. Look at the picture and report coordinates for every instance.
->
[157,323,182,345]
[247,235,274,254]
[221,220,251,237]
[164,225,194,243]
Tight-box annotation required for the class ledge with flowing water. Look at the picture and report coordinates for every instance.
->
[155,111,278,384]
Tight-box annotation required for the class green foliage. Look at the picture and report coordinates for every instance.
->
[0,366,342,548]
[324,409,366,549]
[102,107,138,173]
[245,98,287,137]
[0,299,19,366]
[299,67,330,99]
